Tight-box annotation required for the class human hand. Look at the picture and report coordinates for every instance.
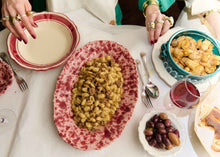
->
[145,5,173,44]
[1,0,37,44]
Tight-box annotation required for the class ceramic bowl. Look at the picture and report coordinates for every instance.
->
[160,29,220,80]
[138,111,186,157]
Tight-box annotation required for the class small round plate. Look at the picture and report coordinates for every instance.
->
[0,60,13,95]
[138,111,186,157]
[7,11,80,71]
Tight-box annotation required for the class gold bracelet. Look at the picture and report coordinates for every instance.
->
[200,9,220,24]
[143,0,159,18]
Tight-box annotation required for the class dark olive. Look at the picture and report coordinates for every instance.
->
[156,122,165,129]
[163,138,172,147]
[146,121,155,128]
[164,119,171,127]
[166,126,175,133]
[174,129,180,138]
[158,128,167,134]
[144,129,153,136]
[155,133,162,143]
[161,134,167,140]
[149,138,157,147]
[151,114,159,123]
[154,142,160,149]
[158,119,163,123]
[158,142,166,149]
[145,135,152,141]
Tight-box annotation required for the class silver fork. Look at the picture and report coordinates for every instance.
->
[0,52,28,92]
[136,59,153,108]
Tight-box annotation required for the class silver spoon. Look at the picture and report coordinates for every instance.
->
[140,52,159,98]
[135,59,153,108]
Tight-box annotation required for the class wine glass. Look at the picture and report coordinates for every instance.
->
[0,109,16,133]
[167,74,212,110]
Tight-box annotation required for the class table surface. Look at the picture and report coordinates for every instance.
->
[0,8,215,157]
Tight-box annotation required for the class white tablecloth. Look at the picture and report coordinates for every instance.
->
[0,9,211,157]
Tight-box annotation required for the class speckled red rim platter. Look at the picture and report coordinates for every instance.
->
[0,60,13,95]
[7,11,80,71]
[53,40,138,150]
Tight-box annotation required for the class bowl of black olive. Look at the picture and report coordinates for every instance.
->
[138,111,186,156]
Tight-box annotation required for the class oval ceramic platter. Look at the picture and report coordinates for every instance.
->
[53,40,138,150]
[7,11,80,71]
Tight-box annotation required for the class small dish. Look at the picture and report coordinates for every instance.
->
[138,111,186,157]
[0,60,13,95]
[160,29,220,80]
[7,11,80,71]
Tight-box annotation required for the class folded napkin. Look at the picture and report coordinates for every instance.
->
[47,0,117,24]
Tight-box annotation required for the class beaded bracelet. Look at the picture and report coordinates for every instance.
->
[143,0,159,18]
[200,9,220,24]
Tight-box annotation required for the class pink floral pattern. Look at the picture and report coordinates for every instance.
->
[53,40,138,150]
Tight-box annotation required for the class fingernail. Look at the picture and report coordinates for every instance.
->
[150,41,154,45]
[23,40,27,44]
[18,37,22,41]
[160,34,162,37]
[32,35,36,39]
[34,22,38,27]
[154,40,158,43]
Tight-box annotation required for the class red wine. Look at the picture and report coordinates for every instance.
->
[170,80,200,108]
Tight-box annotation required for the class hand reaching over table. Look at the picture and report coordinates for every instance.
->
[1,0,37,44]
[144,4,173,45]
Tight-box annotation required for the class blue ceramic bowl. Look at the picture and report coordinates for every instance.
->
[160,29,220,80]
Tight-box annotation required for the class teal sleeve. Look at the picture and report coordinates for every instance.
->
[115,3,122,25]
[138,0,175,12]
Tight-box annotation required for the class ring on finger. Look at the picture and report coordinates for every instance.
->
[155,20,164,25]
[148,22,155,29]
[0,15,10,22]
[21,14,27,17]
[163,16,174,27]
[15,15,22,21]
[26,11,34,16]
[9,16,17,25]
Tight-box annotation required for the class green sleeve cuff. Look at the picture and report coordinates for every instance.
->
[138,0,175,12]
[115,3,122,25]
